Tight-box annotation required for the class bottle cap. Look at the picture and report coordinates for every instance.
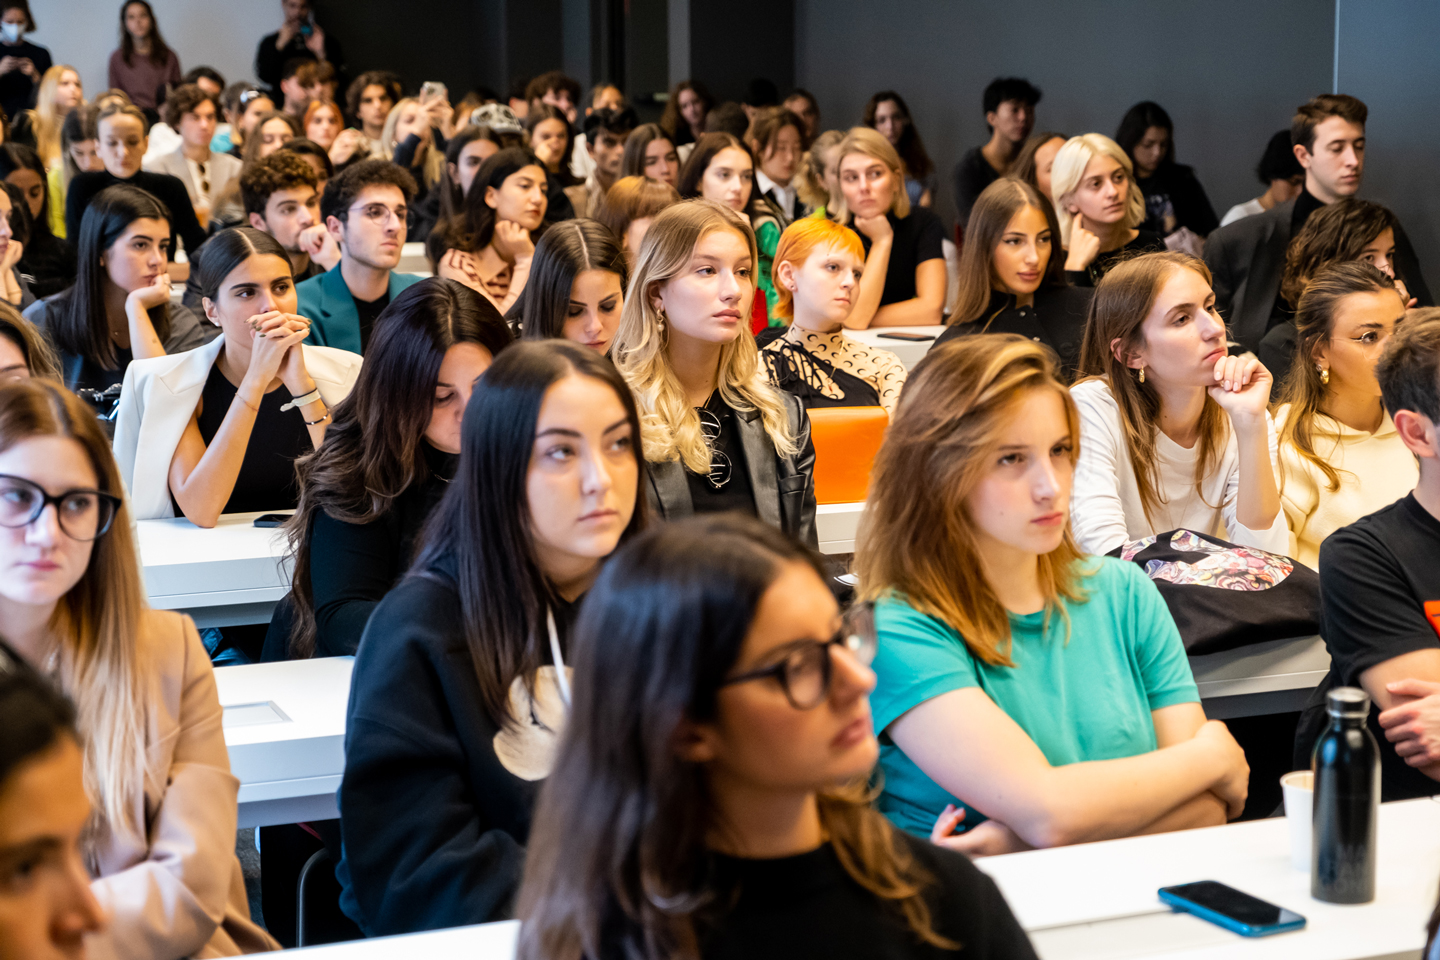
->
[1326,686,1370,719]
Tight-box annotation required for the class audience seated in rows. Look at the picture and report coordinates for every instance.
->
[593,174,680,265]
[1050,133,1164,288]
[953,77,1040,227]
[512,218,627,354]
[143,83,242,229]
[1115,100,1218,240]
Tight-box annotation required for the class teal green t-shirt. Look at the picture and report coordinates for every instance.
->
[869,556,1199,838]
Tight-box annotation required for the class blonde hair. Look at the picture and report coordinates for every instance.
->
[30,65,81,167]
[1050,134,1145,248]
[796,128,844,211]
[613,199,797,473]
[383,98,444,189]
[832,126,910,223]
[856,335,1089,665]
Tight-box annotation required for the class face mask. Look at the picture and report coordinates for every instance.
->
[0,24,23,43]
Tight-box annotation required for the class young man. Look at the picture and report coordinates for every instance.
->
[1205,93,1433,355]
[525,70,580,124]
[1299,309,1440,801]
[579,106,637,218]
[345,71,401,159]
[296,159,423,354]
[748,106,808,226]
[255,0,343,99]
[951,77,1040,228]
[571,82,626,180]
[278,57,311,119]
[144,84,242,229]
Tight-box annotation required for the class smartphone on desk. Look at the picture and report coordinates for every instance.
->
[253,514,289,528]
[1158,881,1305,937]
[876,332,935,342]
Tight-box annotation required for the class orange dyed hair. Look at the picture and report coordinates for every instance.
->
[770,217,865,321]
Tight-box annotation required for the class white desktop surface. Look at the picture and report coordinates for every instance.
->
[979,797,1440,960]
[843,325,943,369]
[398,241,433,277]
[287,919,519,957]
[139,511,294,628]
[816,501,865,554]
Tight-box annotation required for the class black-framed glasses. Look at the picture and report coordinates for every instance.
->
[697,407,731,490]
[0,474,121,541]
[719,602,877,710]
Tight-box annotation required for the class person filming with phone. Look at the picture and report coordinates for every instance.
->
[255,0,344,103]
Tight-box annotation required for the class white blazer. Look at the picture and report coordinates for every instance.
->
[113,335,363,520]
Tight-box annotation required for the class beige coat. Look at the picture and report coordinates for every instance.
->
[85,610,279,960]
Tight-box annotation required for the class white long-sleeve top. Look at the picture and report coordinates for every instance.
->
[1069,378,1291,557]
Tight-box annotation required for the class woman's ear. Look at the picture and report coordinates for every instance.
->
[647,279,666,316]
[484,185,499,211]
[671,717,718,764]
[775,259,798,294]
[201,297,220,326]
[1110,336,1143,370]
[1311,336,1331,371]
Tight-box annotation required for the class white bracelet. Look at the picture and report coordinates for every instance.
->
[280,388,322,412]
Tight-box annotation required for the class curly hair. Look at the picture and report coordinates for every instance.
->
[240,149,319,217]
[160,83,215,129]
[1280,198,1397,307]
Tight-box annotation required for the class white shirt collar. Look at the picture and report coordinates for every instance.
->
[756,170,796,216]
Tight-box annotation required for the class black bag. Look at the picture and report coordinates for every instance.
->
[1107,529,1319,655]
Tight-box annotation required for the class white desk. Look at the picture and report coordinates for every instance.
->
[843,325,944,370]
[1190,635,1330,719]
[139,511,294,629]
[980,797,1440,960]
[218,656,352,829]
[398,241,432,277]
[816,501,865,554]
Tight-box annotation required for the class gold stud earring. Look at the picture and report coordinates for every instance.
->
[1138,366,1145,384]
[1318,365,1329,385]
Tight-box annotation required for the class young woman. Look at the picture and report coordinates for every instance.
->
[521,103,580,224]
[111,227,362,525]
[25,184,206,395]
[0,1,51,124]
[303,97,343,153]
[385,97,446,240]
[517,513,1039,960]
[429,122,515,227]
[1275,261,1415,569]
[275,278,512,660]
[106,1,179,115]
[54,100,102,239]
[933,177,1092,379]
[1008,130,1067,203]
[1050,134,1165,287]
[214,83,272,157]
[594,174,680,265]
[433,147,549,313]
[794,128,844,218]
[336,339,645,936]
[512,218,627,354]
[856,335,1251,854]
[659,79,712,149]
[0,377,278,956]
[762,217,907,416]
[833,127,946,329]
[748,106,808,227]
[242,110,301,165]
[1114,102,1218,239]
[16,63,80,169]
[620,121,680,187]
[0,142,73,297]
[1069,251,1288,556]
[612,199,818,546]
[0,301,58,379]
[0,636,107,958]
[0,183,30,309]
[862,91,934,208]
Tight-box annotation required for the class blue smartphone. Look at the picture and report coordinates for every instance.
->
[1158,881,1305,937]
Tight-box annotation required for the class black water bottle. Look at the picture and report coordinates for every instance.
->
[1310,686,1380,903]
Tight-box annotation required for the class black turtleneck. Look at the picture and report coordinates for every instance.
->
[1290,187,1326,235]
[306,440,459,657]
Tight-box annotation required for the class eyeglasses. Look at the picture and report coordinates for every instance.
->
[345,201,407,225]
[719,602,877,710]
[0,474,121,541]
[697,407,731,490]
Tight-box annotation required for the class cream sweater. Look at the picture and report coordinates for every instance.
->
[1274,403,1418,570]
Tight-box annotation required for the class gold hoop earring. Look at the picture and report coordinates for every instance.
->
[1138,366,1145,384]
[1318,365,1329,385]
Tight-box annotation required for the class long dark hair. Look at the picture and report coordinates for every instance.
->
[524,104,581,188]
[55,184,173,370]
[195,226,291,303]
[1008,130,1067,193]
[951,177,1064,327]
[862,91,934,181]
[620,122,673,179]
[285,278,514,658]
[118,0,172,68]
[658,80,712,145]
[438,123,522,224]
[517,513,952,959]
[1115,101,1175,170]
[0,142,58,247]
[411,339,647,728]
[512,219,628,340]
[676,132,760,219]
[440,146,550,257]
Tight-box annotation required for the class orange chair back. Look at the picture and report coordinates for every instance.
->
[806,406,888,504]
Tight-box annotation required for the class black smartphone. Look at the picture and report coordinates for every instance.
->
[876,332,936,342]
[1158,881,1305,937]
[253,514,289,528]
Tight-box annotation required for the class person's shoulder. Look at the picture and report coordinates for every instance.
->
[889,828,1003,906]
[904,205,944,230]
[1040,282,1093,312]
[1320,497,1412,570]
[1079,554,1148,591]
[355,570,464,666]
[874,593,958,639]
[1069,376,1116,408]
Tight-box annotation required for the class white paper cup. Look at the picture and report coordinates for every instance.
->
[1280,770,1314,871]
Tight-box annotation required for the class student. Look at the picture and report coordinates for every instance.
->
[16,62,80,170]
[620,121,679,187]
[1274,262,1414,569]
[433,147,547,314]
[953,77,1041,227]
[576,106,637,217]
[337,339,644,935]
[54,105,103,239]
[65,102,208,261]
[1219,129,1304,228]
[862,91,933,208]
[1115,101,1218,238]
[833,127,945,329]
[612,199,818,546]
[1205,94,1431,356]
[296,59,336,106]
[748,106,808,226]
[1297,309,1440,801]
[0,377,280,956]
[297,158,424,353]
[516,513,1040,960]
[511,218,626,353]
[1050,133,1164,288]
[594,174,680,265]
[107,1,180,116]
[436,122,518,226]
[934,177,1092,379]
[0,300,58,379]
[857,334,1249,852]
[144,83,243,229]
[303,96,343,154]
[255,0,344,99]
[762,217,907,416]
[277,278,511,659]
[385,97,446,239]
[1069,251,1287,556]
[0,183,29,310]
[280,135,333,188]
[794,128,844,218]
[114,227,361,526]
[0,1,49,123]
[784,87,821,139]
[0,142,73,297]
[277,57,311,118]
[570,82,625,181]
[344,71,400,161]
[524,70,581,124]
[0,640,107,958]
[659,79,712,149]
[516,103,577,222]
[1007,130,1067,203]
[26,184,207,394]
[214,83,272,157]
[242,109,302,165]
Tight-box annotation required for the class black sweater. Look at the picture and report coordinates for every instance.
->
[936,285,1094,381]
[1065,228,1166,288]
[336,557,579,936]
[64,169,208,261]
[1136,163,1219,238]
